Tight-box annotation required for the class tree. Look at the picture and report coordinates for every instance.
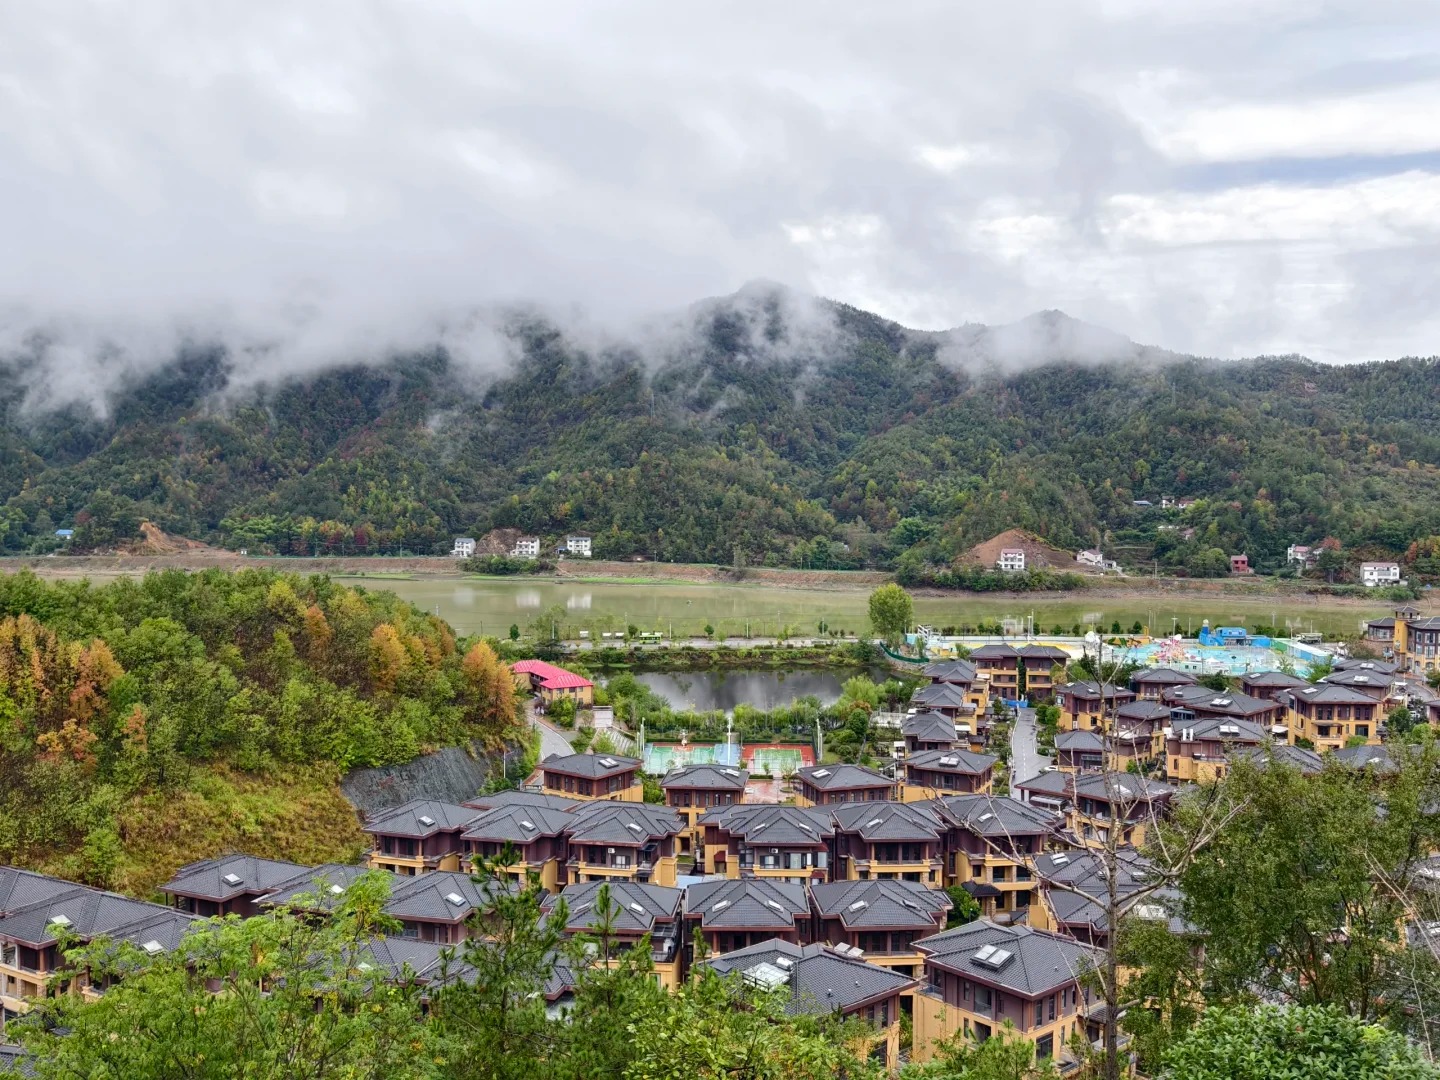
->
[1161,1005,1440,1080]
[868,584,913,647]
[19,874,439,1079]
[1196,671,1233,693]
[509,624,520,641]
[943,885,982,927]
[1306,657,1335,683]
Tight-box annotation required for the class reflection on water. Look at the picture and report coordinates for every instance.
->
[514,589,543,609]
[566,593,592,611]
[633,669,869,712]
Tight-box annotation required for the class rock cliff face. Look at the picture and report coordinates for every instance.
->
[341,742,500,817]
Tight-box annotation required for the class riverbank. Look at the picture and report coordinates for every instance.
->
[1,552,1428,612]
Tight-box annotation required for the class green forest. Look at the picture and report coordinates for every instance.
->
[0,569,523,893]
[3,290,1440,579]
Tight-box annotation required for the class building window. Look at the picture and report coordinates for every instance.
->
[1036,1034,1054,1062]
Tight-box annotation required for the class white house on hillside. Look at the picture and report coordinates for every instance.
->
[1361,562,1401,587]
[1286,544,1315,568]
[511,536,541,558]
[997,549,1026,572]
[452,537,476,558]
[1076,549,1105,568]
[563,535,593,558]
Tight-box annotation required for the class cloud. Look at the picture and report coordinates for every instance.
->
[2,0,1440,409]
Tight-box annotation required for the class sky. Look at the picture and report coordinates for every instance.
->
[5,0,1440,379]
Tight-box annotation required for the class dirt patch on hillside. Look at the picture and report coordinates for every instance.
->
[959,529,1087,572]
[127,521,237,557]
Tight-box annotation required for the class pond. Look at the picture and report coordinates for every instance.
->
[629,668,879,712]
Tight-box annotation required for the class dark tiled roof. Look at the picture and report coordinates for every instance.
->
[1131,667,1197,686]
[0,1045,36,1078]
[1329,744,1397,773]
[923,659,978,683]
[1168,716,1269,743]
[910,683,973,710]
[565,801,684,845]
[540,752,642,779]
[105,908,206,957]
[685,878,809,929]
[383,871,520,923]
[811,878,950,928]
[915,919,1098,997]
[553,880,682,933]
[1320,669,1395,691]
[660,763,749,791]
[1070,772,1174,803]
[937,794,1061,837]
[461,803,576,844]
[902,711,960,743]
[1366,617,1396,629]
[1055,730,1105,752]
[1114,699,1171,722]
[1335,657,1399,675]
[969,644,1020,660]
[0,866,77,915]
[796,763,893,791]
[1062,681,1134,700]
[904,748,996,775]
[1284,683,1377,706]
[831,801,946,842]
[1167,686,1280,718]
[1240,670,1309,689]
[464,790,585,812]
[1229,744,1325,774]
[700,804,834,845]
[161,854,315,901]
[361,800,481,839]
[1013,771,1071,798]
[258,864,375,910]
[0,887,171,948]
[704,940,915,1013]
[1018,645,1071,662]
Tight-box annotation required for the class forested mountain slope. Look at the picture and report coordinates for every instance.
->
[3,286,1440,574]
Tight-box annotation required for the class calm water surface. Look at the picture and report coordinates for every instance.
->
[631,669,874,711]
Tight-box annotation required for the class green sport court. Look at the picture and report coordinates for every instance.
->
[643,742,812,777]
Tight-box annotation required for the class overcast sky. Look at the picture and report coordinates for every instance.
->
[5,0,1440,373]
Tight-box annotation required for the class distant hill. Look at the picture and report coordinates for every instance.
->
[1,284,1439,578]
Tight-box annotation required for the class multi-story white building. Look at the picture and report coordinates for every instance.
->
[1076,549,1104,569]
[564,535,593,558]
[451,537,476,558]
[1361,562,1401,587]
[1286,544,1315,568]
[997,549,1026,572]
[511,536,541,558]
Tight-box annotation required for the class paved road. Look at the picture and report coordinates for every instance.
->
[527,703,573,761]
[1008,707,1050,799]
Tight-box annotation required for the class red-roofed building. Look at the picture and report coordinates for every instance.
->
[511,660,595,707]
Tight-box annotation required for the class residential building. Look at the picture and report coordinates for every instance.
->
[1361,562,1402,587]
[1058,681,1135,732]
[1129,667,1196,700]
[698,804,834,882]
[0,880,176,1014]
[255,864,374,915]
[1389,607,1440,675]
[160,855,314,916]
[909,681,981,723]
[830,802,946,886]
[510,660,595,708]
[911,919,1099,1067]
[682,878,813,959]
[1319,665,1397,700]
[460,801,578,891]
[539,752,643,802]
[920,659,990,715]
[1076,548,1105,569]
[1011,770,1072,815]
[1165,716,1269,782]
[511,536,541,558]
[997,549,1026,572]
[549,881,684,988]
[361,801,480,875]
[902,711,960,754]
[1228,743,1325,775]
[1105,699,1171,770]
[1066,773,1175,850]
[1366,615,1397,648]
[1053,730,1105,772]
[793,763,894,807]
[1230,554,1251,574]
[1028,849,1187,951]
[1238,670,1309,702]
[704,940,916,1071]
[451,537,476,558]
[1281,683,1382,752]
[1018,645,1072,702]
[660,763,748,855]
[563,535,593,558]
[937,796,1064,921]
[969,644,1021,700]
[1163,684,1287,731]
[381,871,516,945]
[901,749,996,801]
[810,878,951,977]
[563,801,684,887]
[1330,743,1397,774]
[1286,544,1315,568]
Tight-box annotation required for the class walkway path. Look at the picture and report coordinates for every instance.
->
[1008,706,1050,798]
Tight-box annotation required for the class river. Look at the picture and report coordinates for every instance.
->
[630,669,874,712]
[334,576,1391,640]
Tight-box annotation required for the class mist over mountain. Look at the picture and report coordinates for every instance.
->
[0,285,1437,575]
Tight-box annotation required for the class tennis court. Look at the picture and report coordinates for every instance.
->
[642,742,743,774]
[743,744,813,777]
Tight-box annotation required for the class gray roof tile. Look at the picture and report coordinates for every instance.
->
[916,918,1098,997]
[685,879,809,929]
[660,763,749,791]
[361,800,482,839]
[810,879,950,928]
[540,752,642,779]
[704,940,915,1014]
[796,763,893,791]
